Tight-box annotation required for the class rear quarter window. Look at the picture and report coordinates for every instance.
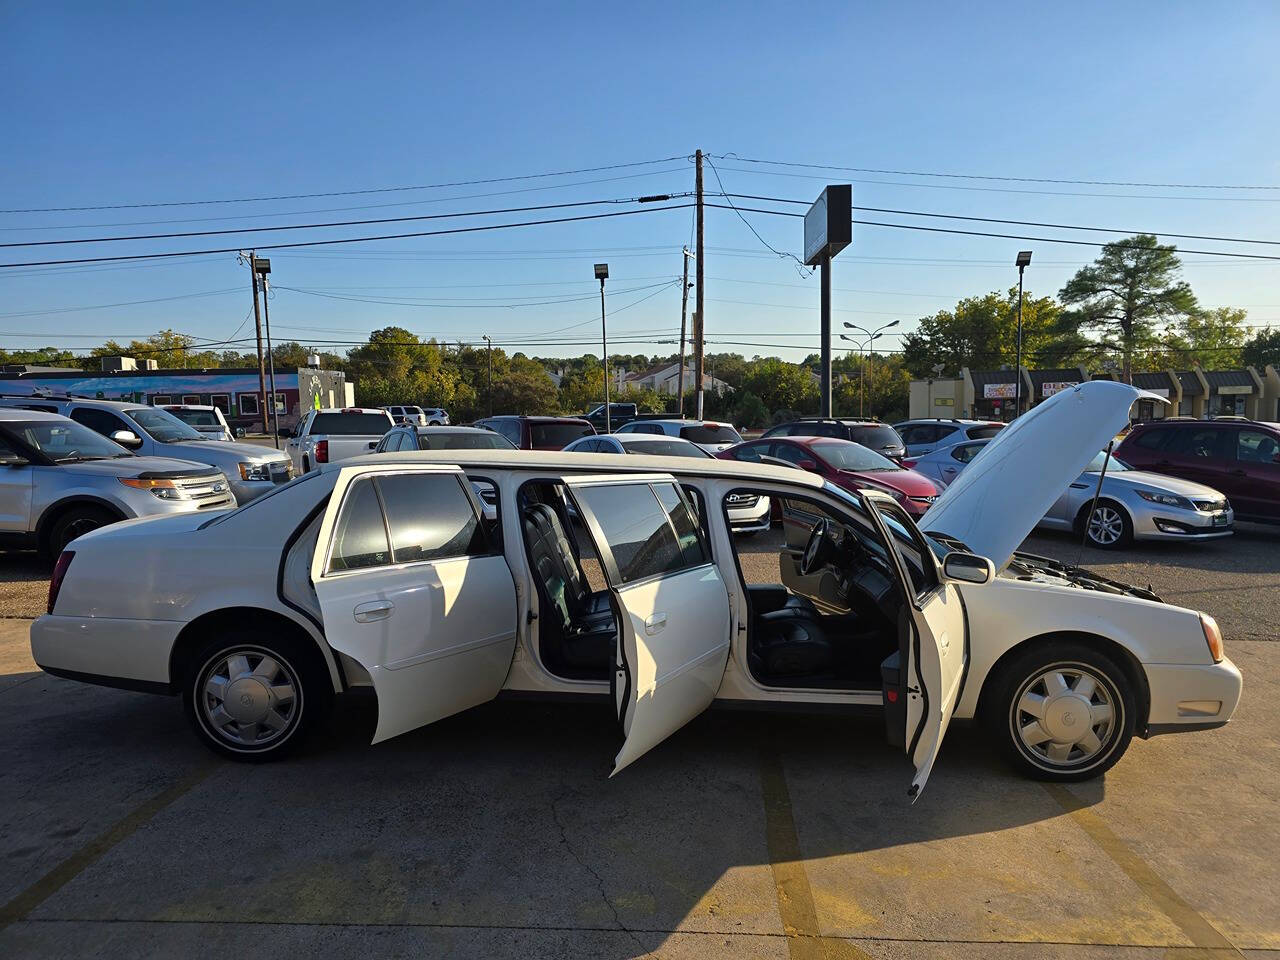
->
[1132,428,1172,450]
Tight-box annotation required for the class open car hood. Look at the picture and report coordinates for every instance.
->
[919,381,1158,570]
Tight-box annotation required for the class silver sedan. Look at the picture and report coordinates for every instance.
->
[909,442,1233,548]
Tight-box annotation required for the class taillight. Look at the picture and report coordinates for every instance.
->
[1200,613,1224,663]
[315,439,328,463]
[48,550,74,614]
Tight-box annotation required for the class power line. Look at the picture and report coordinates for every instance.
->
[274,279,674,309]
[0,203,696,269]
[0,195,692,249]
[701,203,1280,262]
[0,288,242,319]
[0,155,691,213]
[715,154,1280,192]
[724,194,1280,248]
[701,157,811,276]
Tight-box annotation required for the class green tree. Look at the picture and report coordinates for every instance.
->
[1242,327,1280,370]
[1165,307,1248,368]
[900,288,1074,378]
[1058,234,1198,382]
[741,357,818,415]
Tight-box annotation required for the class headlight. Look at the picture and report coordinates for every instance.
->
[1200,613,1224,663]
[1136,489,1194,510]
[238,461,272,481]
[119,477,185,500]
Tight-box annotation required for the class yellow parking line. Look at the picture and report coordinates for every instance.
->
[1043,784,1241,957]
[0,763,216,930]
[759,749,872,960]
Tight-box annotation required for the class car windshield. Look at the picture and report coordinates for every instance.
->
[311,412,394,435]
[126,407,207,442]
[1083,451,1132,472]
[417,431,515,450]
[680,423,742,444]
[168,408,222,427]
[8,420,132,461]
[530,422,593,446]
[812,440,900,471]
[624,439,712,458]
[847,424,904,450]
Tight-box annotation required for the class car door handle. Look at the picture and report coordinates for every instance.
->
[644,612,667,635]
[353,600,394,623]
[942,466,957,474]
[1155,460,1171,467]
[1229,469,1247,477]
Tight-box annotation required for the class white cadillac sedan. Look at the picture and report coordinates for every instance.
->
[31,382,1241,797]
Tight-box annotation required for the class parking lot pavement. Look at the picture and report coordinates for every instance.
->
[0,527,1276,959]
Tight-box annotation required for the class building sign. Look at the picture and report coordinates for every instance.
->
[803,185,852,265]
[1041,381,1079,397]
[934,397,954,406]
[1142,387,1171,398]
[1217,385,1253,395]
[983,383,1017,399]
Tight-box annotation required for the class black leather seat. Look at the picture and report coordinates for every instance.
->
[522,503,615,674]
[746,585,834,680]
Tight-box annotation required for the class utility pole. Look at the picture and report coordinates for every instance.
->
[694,149,706,420]
[677,246,693,416]
[482,335,493,417]
[245,250,269,434]
[257,260,280,447]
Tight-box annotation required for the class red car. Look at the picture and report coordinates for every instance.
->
[717,435,941,517]
[1115,418,1280,523]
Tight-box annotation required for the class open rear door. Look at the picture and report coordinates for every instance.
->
[311,464,518,743]
[866,496,968,800]
[564,475,731,775]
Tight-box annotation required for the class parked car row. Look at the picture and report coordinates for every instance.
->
[29,381,1242,795]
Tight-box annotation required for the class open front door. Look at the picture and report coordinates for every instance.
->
[866,496,967,800]
[311,464,518,743]
[565,475,731,775]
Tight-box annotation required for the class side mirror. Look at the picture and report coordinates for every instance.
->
[235,427,247,439]
[367,441,378,450]
[942,551,995,585]
[797,459,819,472]
[277,426,294,438]
[110,429,143,450]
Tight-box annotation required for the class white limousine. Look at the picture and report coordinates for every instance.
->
[31,382,1241,798]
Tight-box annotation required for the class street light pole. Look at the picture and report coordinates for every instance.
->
[839,332,879,417]
[1015,251,1032,418]
[482,335,492,417]
[595,263,610,433]
[842,319,899,418]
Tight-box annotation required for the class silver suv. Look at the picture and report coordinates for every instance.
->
[0,410,235,556]
[0,397,291,503]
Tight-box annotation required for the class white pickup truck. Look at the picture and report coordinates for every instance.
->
[284,408,394,475]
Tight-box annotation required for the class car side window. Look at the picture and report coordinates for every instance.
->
[951,442,982,463]
[499,420,523,444]
[377,472,487,563]
[328,479,391,571]
[732,441,769,463]
[1237,429,1279,463]
[574,483,686,584]
[899,425,929,445]
[935,425,957,441]
[769,423,793,436]
[652,482,709,568]
[0,435,25,465]
[771,443,810,467]
[69,407,130,437]
[1167,428,1227,459]
[1132,428,1171,451]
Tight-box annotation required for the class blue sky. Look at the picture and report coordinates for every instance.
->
[3,1,1279,364]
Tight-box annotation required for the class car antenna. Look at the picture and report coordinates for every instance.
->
[1076,440,1114,569]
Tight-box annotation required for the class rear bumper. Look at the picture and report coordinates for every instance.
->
[31,614,181,689]
[1142,657,1242,735]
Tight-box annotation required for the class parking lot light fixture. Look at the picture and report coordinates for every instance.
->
[1015,251,1032,418]
[595,264,610,432]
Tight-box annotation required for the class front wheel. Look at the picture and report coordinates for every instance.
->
[1082,499,1132,549]
[986,643,1136,782]
[46,506,117,558]
[182,630,331,761]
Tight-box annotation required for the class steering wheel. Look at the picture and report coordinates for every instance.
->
[800,517,830,576]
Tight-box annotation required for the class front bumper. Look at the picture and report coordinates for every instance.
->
[1132,503,1234,542]
[1142,656,1242,736]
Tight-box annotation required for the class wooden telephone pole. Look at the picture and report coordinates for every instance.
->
[694,149,705,419]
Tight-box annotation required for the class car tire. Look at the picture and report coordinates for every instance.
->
[302,457,311,474]
[429,420,441,426]
[986,642,1136,782]
[46,506,118,558]
[182,628,332,762]
[1080,499,1132,549]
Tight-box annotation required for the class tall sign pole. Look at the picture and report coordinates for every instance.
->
[803,186,852,420]
[694,149,706,420]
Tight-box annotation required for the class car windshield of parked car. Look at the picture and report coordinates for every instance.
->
[680,423,742,444]
[530,422,593,447]
[126,407,207,442]
[310,412,394,435]
[812,440,900,472]
[8,420,132,461]
[624,439,712,458]
[417,431,515,450]
[168,408,222,427]
[1083,451,1132,472]
[846,424,904,449]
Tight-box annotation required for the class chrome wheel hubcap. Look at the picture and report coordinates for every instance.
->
[199,648,300,748]
[1088,506,1123,545]
[1012,665,1117,768]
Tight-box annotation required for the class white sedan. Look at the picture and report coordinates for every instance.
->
[31,382,1241,796]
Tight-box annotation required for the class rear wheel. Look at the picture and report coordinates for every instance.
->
[1081,499,1132,549]
[46,506,117,557]
[987,642,1136,781]
[182,628,331,761]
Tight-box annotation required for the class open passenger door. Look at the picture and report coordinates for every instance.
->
[564,475,731,775]
[310,464,518,743]
[865,495,968,800]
